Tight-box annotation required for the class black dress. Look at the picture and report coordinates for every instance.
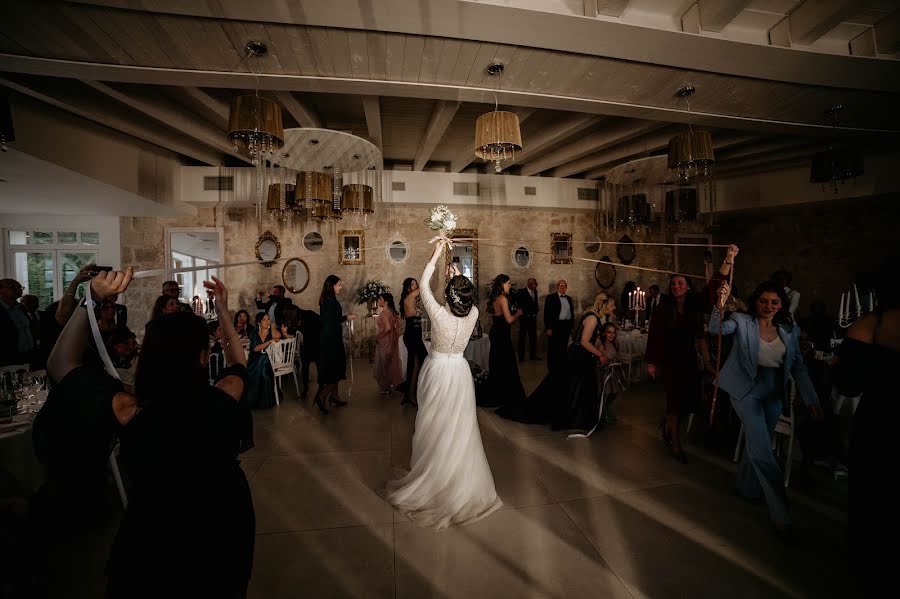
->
[402,315,428,389]
[553,313,602,431]
[482,313,526,409]
[107,365,255,598]
[318,296,347,384]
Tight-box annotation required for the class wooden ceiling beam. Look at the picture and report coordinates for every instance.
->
[875,9,900,55]
[0,77,221,165]
[180,87,230,129]
[81,80,250,163]
[597,1,631,18]
[551,128,676,178]
[449,106,536,173]
[699,0,753,33]
[521,120,664,177]
[788,0,857,45]
[579,131,758,179]
[361,95,382,151]
[414,100,461,171]
[272,91,322,128]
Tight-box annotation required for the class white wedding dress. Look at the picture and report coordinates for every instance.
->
[386,262,502,531]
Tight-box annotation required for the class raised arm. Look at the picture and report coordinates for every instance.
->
[497,295,523,324]
[54,263,95,326]
[419,239,446,319]
[707,281,738,336]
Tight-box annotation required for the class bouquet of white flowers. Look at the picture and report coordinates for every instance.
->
[355,280,391,305]
[425,205,458,232]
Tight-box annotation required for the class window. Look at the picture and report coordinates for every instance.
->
[6,229,100,307]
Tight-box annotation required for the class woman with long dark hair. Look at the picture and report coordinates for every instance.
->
[374,292,403,394]
[315,275,357,413]
[48,269,255,597]
[399,276,428,406]
[233,309,255,342]
[149,294,181,322]
[711,277,822,535]
[645,273,706,462]
[485,274,526,412]
[245,312,279,409]
[386,240,501,530]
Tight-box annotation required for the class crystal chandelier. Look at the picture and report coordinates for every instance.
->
[810,105,864,193]
[474,64,523,173]
[667,86,715,183]
[227,42,285,219]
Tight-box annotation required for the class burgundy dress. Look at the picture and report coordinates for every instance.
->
[375,309,404,391]
[645,295,704,416]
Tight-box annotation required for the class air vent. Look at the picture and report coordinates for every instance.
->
[453,182,479,196]
[391,181,406,191]
[204,176,234,191]
[524,186,537,196]
[577,187,599,201]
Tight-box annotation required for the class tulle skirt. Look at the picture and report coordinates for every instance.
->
[386,351,502,531]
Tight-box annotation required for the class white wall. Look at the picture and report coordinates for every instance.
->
[0,214,121,278]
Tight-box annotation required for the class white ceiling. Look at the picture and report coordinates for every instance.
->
[0,149,194,217]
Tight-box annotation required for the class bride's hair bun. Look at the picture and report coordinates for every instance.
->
[445,275,475,317]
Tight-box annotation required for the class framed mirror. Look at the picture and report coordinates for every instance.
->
[585,235,602,254]
[595,256,616,289]
[386,236,410,265]
[616,234,636,265]
[511,245,531,271]
[303,231,324,252]
[282,258,310,294]
[444,228,477,292]
[255,230,281,267]
[338,230,365,265]
[550,232,572,264]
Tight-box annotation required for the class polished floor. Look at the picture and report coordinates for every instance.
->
[48,357,853,598]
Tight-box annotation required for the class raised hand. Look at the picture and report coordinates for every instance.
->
[726,244,739,261]
[203,276,229,311]
[90,267,134,300]
[716,281,730,310]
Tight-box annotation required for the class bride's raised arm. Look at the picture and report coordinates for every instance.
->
[419,239,446,319]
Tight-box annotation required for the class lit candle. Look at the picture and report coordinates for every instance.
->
[853,284,861,317]
[838,293,845,322]
[869,291,874,313]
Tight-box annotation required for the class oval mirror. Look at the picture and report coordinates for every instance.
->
[282,258,310,294]
[585,235,602,254]
[512,245,531,270]
[387,239,409,264]
[303,231,324,252]
[255,230,281,267]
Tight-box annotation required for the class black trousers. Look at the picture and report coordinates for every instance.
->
[402,323,428,398]
[547,321,572,374]
[518,315,537,360]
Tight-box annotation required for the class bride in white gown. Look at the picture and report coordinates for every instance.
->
[386,239,503,531]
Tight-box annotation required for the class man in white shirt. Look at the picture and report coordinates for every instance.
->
[772,269,800,321]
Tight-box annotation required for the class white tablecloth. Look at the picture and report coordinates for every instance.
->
[0,413,44,494]
[398,337,491,373]
[617,330,648,357]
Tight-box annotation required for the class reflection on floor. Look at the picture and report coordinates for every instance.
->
[50,358,853,598]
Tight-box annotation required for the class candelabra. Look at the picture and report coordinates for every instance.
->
[838,284,876,328]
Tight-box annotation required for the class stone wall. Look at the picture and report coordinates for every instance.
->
[121,204,711,346]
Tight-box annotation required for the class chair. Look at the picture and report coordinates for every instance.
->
[732,380,797,487]
[265,338,300,405]
[208,353,224,385]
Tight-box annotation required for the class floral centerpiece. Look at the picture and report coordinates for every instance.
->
[355,280,390,315]
[425,205,458,233]
[468,360,488,387]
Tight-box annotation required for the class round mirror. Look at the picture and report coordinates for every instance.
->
[303,231,324,252]
[282,258,310,294]
[585,235,602,254]
[512,245,531,270]
[255,230,281,267]
[387,239,409,264]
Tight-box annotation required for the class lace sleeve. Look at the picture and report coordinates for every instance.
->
[420,262,442,321]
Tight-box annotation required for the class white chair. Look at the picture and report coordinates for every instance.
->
[208,353,224,385]
[109,443,127,508]
[732,380,797,487]
[265,338,300,405]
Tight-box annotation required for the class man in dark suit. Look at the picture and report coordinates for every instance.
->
[256,285,294,325]
[544,279,574,374]
[645,284,661,322]
[516,278,540,361]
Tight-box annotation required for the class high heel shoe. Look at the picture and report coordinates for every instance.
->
[313,394,329,414]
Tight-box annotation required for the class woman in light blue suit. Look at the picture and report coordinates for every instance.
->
[710,278,823,535]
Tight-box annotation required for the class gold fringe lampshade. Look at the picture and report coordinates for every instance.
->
[298,171,341,220]
[667,130,714,182]
[474,110,522,173]
[266,183,295,211]
[228,95,284,160]
[341,184,374,214]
